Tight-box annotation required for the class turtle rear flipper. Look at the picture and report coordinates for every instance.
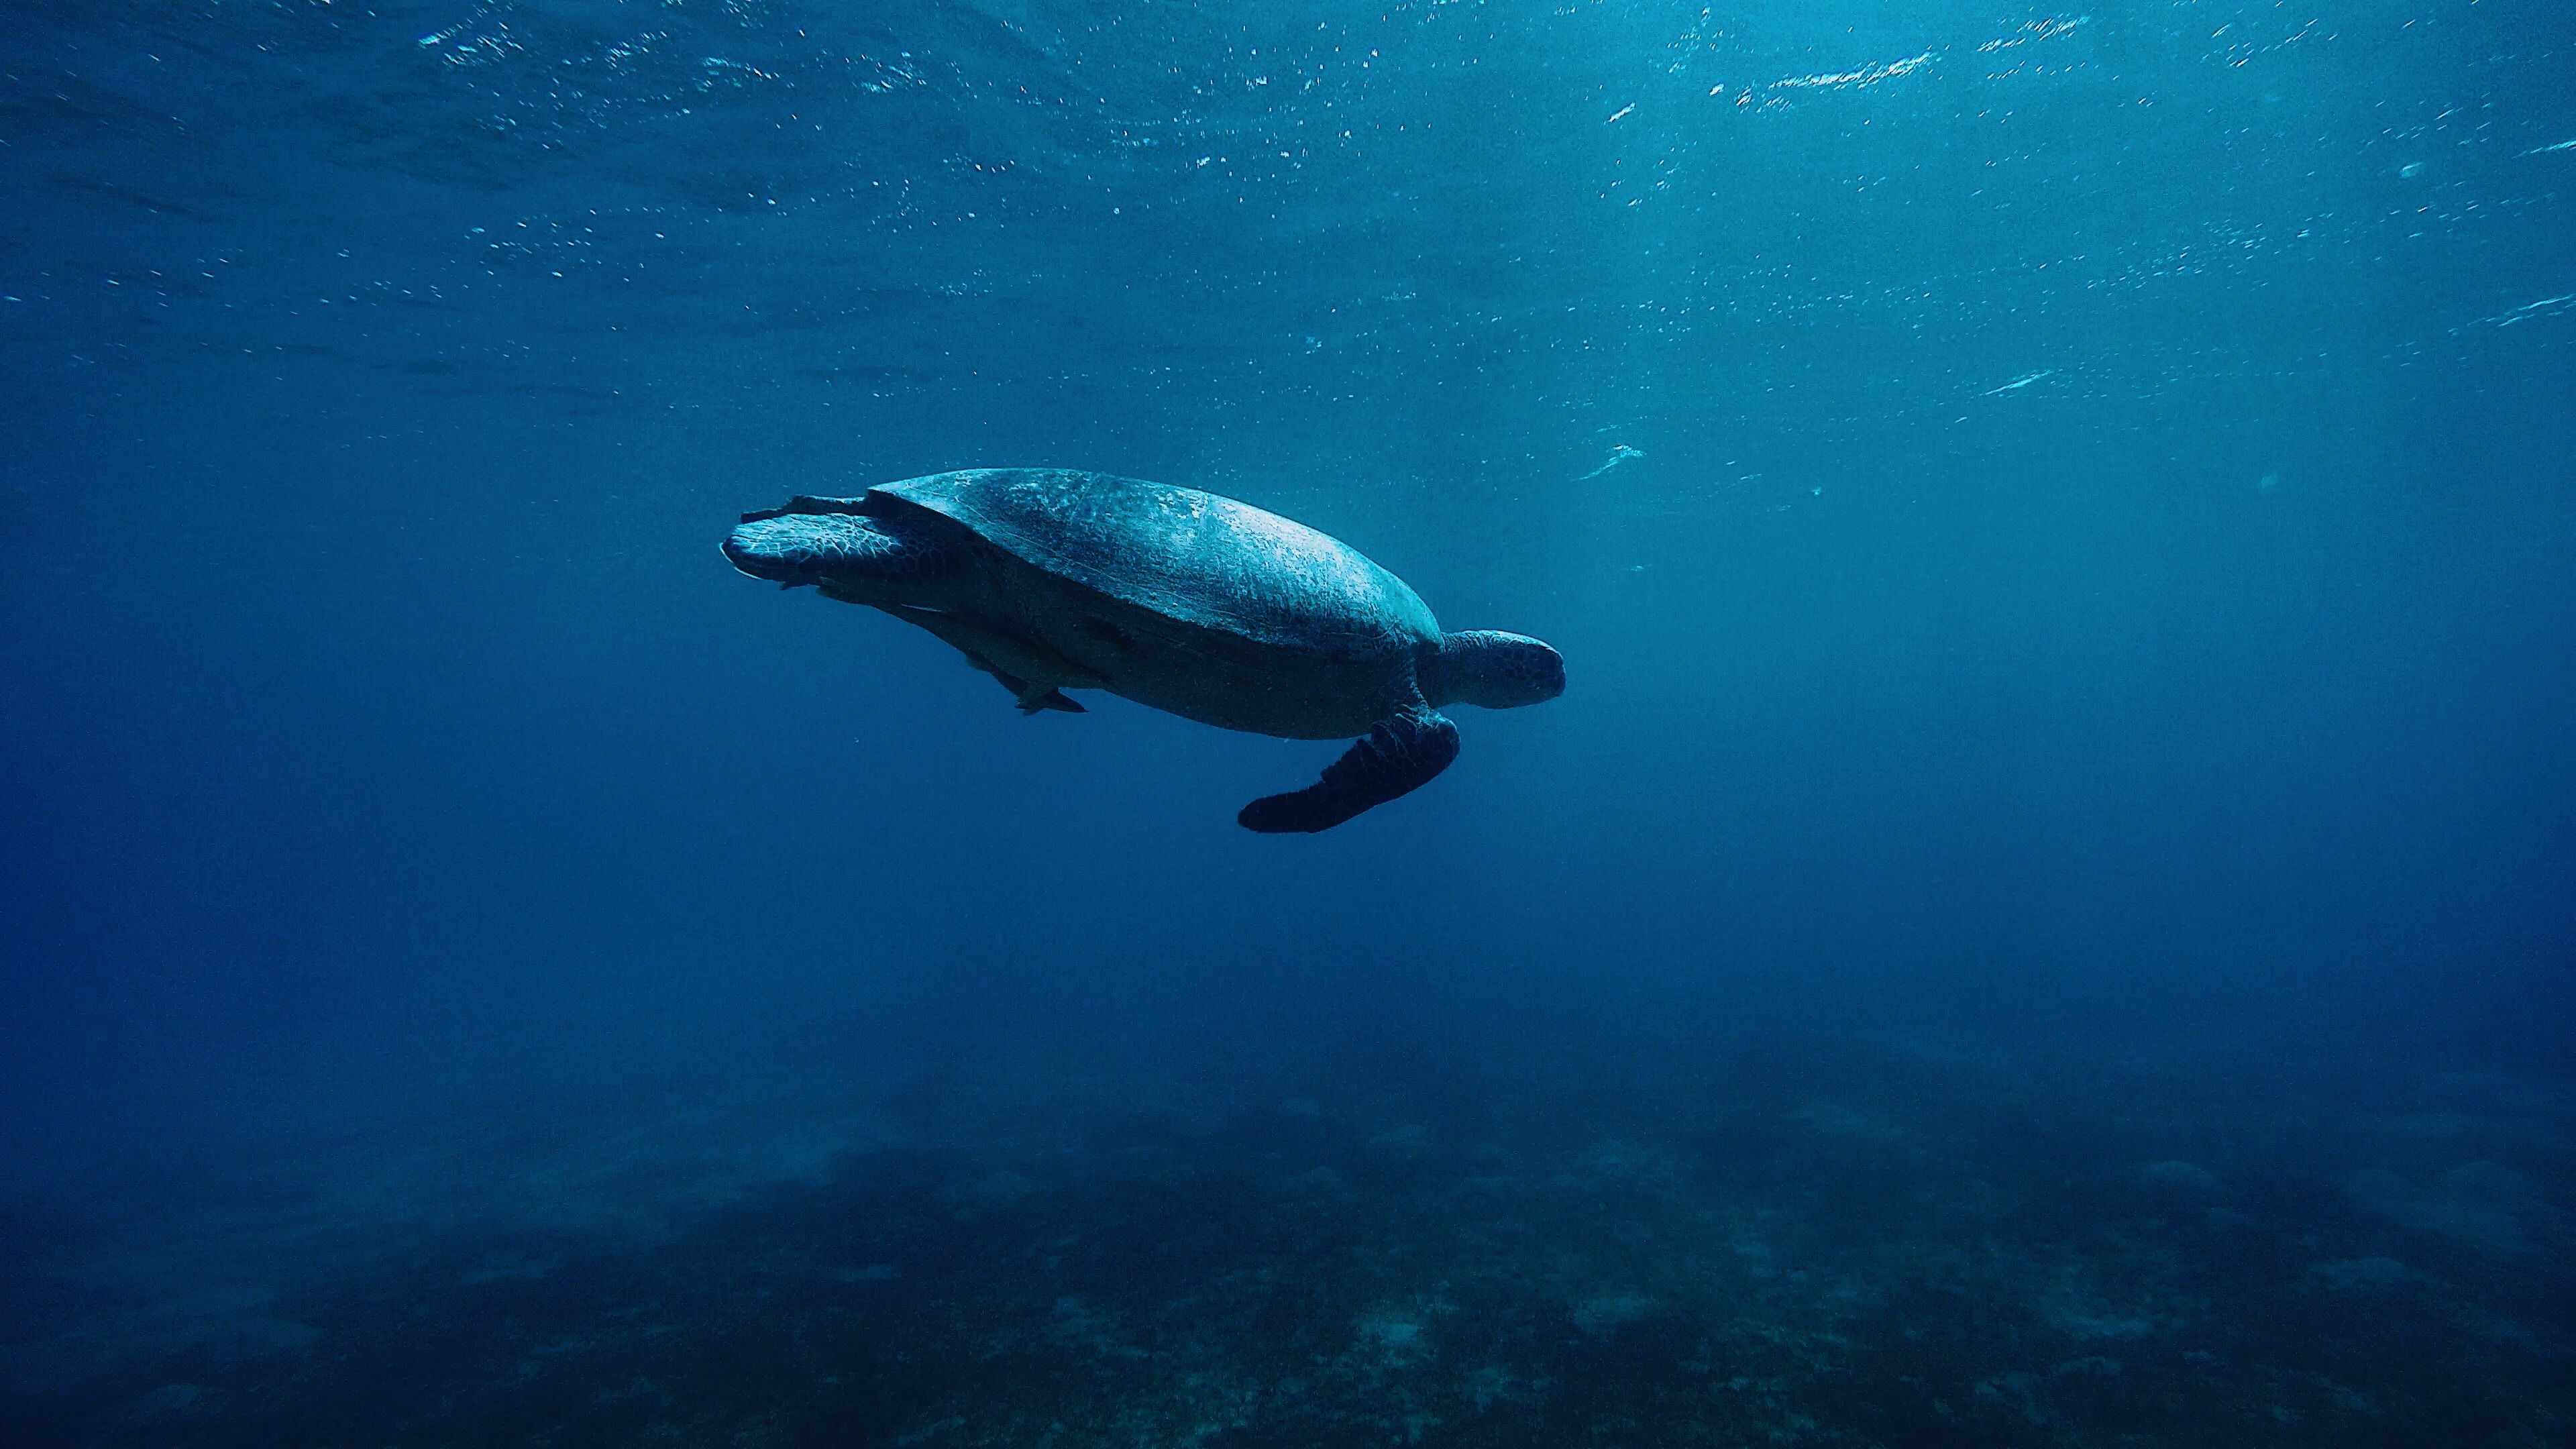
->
[956,649,1085,714]
[737,494,876,524]
[724,511,951,591]
[1238,710,1460,833]
[873,606,1099,716]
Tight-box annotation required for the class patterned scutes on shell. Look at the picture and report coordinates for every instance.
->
[875,469,1440,652]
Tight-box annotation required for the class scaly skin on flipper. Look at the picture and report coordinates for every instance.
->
[722,500,955,594]
[723,470,1565,831]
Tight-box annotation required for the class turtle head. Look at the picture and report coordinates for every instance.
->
[1423,630,1566,710]
[722,509,877,587]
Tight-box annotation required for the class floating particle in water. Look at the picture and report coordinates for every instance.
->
[1577,444,1645,480]
[2400,162,2425,178]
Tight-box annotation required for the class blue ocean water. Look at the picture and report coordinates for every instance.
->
[3,0,2573,1442]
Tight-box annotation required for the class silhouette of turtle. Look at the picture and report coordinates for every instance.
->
[724,469,1564,832]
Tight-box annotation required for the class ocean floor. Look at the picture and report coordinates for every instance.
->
[5,1034,2571,1447]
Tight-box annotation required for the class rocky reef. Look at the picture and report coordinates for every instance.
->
[5,1034,2570,1447]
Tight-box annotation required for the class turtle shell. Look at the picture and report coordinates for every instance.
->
[873,468,1439,655]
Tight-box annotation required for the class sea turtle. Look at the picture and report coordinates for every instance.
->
[722,468,1565,832]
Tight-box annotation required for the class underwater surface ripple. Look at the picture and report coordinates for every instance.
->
[3,1,2572,1445]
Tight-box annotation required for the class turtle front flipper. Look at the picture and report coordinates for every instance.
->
[1238,709,1461,833]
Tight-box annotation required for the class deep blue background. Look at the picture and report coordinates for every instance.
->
[3,0,2572,1393]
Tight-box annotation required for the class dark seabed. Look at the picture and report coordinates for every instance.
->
[3,1,2573,1446]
